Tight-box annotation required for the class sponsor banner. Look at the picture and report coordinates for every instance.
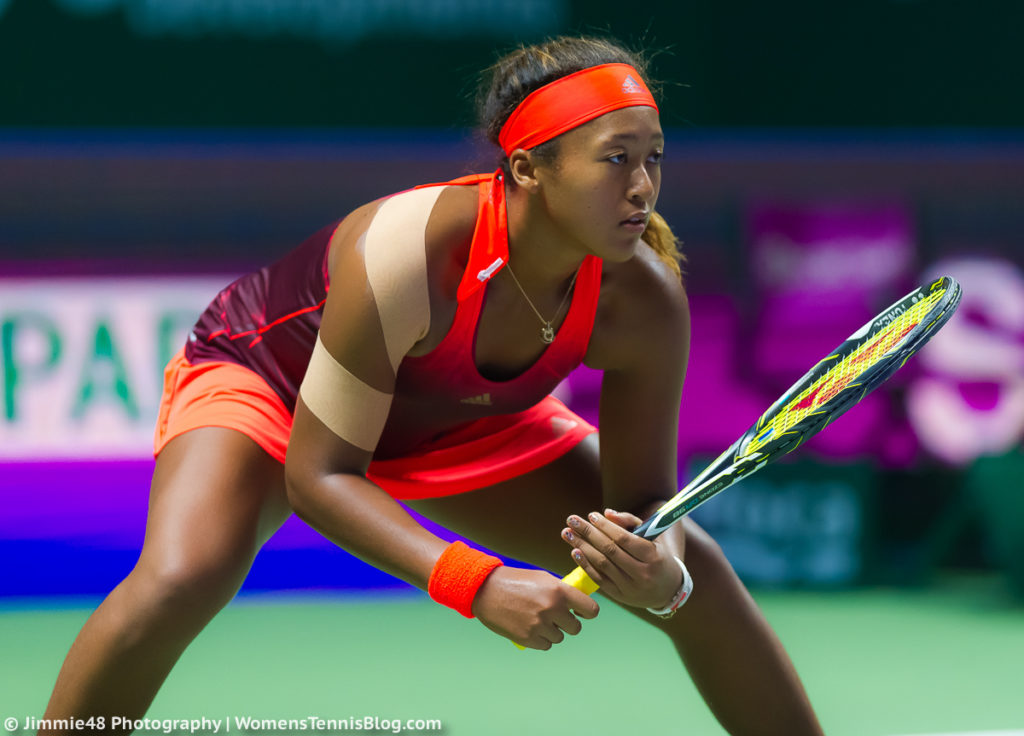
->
[0,275,233,458]
[741,200,919,464]
[690,459,875,587]
[747,200,916,378]
[5,258,1017,466]
[906,257,1024,465]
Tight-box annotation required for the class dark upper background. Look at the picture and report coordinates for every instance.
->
[1,0,1021,275]
[2,0,1023,128]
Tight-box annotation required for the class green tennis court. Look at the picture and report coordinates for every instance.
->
[4,574,1021,736]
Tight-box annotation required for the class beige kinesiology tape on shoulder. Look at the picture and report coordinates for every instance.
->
[362,186,442,371]
[299,187,441,452]
[300,335,394,452]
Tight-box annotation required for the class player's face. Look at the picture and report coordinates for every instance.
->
[534,106,663,262]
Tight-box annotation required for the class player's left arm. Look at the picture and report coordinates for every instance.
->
[563,249,691,610]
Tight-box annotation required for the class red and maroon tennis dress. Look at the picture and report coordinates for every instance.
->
[154,172,601,499]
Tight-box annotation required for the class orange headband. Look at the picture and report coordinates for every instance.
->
[498,63,658,155]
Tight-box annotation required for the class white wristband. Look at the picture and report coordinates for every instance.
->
[646,556,693,618]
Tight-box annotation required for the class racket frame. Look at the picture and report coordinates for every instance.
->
[632,275,962,540]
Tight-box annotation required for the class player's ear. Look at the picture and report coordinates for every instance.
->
[508,149,541,193]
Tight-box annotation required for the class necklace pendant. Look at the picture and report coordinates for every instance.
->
[541,324,555,344]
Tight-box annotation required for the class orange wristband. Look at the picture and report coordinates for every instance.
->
[427,541,504,618]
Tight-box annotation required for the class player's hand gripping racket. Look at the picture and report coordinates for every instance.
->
[561,275,962,598]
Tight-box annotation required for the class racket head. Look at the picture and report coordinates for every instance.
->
[636,275,962,539]
[739,275,962,461]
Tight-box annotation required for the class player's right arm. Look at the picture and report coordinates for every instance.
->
[283,189,598,649]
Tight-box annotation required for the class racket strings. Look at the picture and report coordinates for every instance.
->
[745,286,946,455]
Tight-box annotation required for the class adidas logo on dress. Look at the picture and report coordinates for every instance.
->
[461,393,493,406]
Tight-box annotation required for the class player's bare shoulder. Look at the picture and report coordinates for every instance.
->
[325,197,387,282]
[586,243,690,371]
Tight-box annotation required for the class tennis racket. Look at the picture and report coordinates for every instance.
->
[563,275,963,595]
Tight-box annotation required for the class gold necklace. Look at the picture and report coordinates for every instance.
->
[505,262,582,344]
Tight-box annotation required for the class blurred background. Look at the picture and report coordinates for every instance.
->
[2,1,1023,734]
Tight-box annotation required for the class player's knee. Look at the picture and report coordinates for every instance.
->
[682,523,738,593]
[686,525,786,637]
[131,549,252,625]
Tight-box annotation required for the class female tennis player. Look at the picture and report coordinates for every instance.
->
[41,36,822,735]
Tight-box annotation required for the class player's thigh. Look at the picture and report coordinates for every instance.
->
[135,427,291,594]
[406,433,602,575]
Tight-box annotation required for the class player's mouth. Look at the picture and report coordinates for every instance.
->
[620,212,649,233]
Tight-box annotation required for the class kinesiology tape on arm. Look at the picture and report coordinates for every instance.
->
[299,186,443,450]
[300,335,393,452]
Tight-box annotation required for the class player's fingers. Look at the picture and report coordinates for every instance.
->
[566,514,624,563]
[522,634,553,651]
[520,621,564,649]
[553,609,584,636]
[567,544,627,598]
[585,510,660,563]
[566,528,638,591]
[605,508,644,529]
[562,582,601,620]
[567,513,651,574]
[562,522,628,586]
[603,508,661,561]
[516,610,591,648]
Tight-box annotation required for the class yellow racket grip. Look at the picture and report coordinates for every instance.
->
[563,565,600,594]
[513,566,601,650]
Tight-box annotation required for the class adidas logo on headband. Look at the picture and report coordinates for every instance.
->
[622,75,644,94]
